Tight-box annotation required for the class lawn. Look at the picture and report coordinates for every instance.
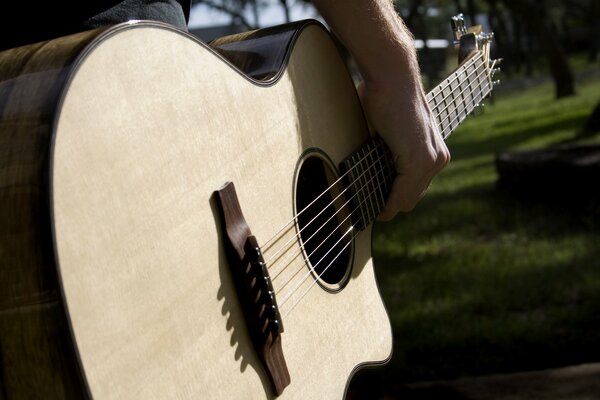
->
[349,71,600,393]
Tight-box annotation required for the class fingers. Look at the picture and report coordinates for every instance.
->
[378,143,450,221]
[356,78,451,220]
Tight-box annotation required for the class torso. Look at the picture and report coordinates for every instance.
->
[0,0,190,51]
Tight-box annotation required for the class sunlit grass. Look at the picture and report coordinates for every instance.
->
[356,73,600,388]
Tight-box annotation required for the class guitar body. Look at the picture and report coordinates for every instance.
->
[0,20,392,399]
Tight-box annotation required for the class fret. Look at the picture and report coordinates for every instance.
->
[351,153,367,228]
[453,69,462,125]
[378,139,395,208]
[374,138,396,222]
[366,145,379,223]
[429,54,490,140]
[339,50,494,233]
[362,150,375,225]
[369,142,385,212]
[434,90,445,130]
[360,147,376,224]
[378,138,394,192]
[339,137,397,230]
[471,62,479,109]
[465,63,475,116]
[426,87,434,103]
[337,24,495,234]
[442,83,453,126]
[357,152,372,228]
[451,80,460,131]
[363,145,379,217]
[429,89,441,131]
[457,68,468,122]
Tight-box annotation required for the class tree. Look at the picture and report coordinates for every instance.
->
[191,0,295,28]
[488,0,575,98]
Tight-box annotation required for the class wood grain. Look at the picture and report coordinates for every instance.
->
[1,20,393,399]
[0,28,107,399]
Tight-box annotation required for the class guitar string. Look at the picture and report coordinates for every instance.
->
[262,55,479,255]
[274,169,395,298]
[279,226,358,319]
[268,86,491,311]
[264,140,389,270]
[439,65,490,139]
[269,168,376,282]
[426,53,480,103]
[261,138,387,254]
[276,171,392,307]
[429,60,488,138]
[238,60,493,326]
[268,151,394,290]
[280,221,361,318]
[262,55,479,256]
[273,65,494,316]
[269,163,395,284]
[437,63,489,138]
[281,234,354,318]
[263,59,489,272]
[262,55,486,265]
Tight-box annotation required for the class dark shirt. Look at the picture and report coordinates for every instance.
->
[0,0,191,51]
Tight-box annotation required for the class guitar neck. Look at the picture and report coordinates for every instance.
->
[343,52,492,229]
[428,52,493,139]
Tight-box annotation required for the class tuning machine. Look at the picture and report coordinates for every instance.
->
[472,102,485,117]
[451,13,467,43]
[490,57,503,77]
[477,32,494,46]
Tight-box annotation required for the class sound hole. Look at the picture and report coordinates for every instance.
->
[295,152,353,291]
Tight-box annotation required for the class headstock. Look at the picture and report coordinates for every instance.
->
[451,13,501,98]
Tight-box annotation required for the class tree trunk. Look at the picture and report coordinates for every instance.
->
[280,0,290,23]
[500,0,576,98]
[466,0,478,27]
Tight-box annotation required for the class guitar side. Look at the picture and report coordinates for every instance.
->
[0,27,110,399]
[0,21,393,398]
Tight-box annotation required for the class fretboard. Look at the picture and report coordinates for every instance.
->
[427,53,493,139]
[342,52,492,230]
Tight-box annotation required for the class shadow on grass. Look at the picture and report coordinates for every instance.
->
[449,113,589,160]
[377,180,598,252]
[347,243,600,397]
[347,160,600,394]
[346,76,600,399]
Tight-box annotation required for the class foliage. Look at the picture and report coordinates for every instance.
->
[191,0,294,28]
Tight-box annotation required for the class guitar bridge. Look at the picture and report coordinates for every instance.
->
[244,235,285,335]
[216,182,290,396]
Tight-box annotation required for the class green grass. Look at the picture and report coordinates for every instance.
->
[350,72,600,391]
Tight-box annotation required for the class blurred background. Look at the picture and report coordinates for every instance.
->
[189,1,600,398]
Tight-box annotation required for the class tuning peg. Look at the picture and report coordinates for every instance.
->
[493,80,501,87]
[491,58,504,67]
[492,67,501,77]
[472,103,485,117]
[451,14,467,42]
[477,32,494,46]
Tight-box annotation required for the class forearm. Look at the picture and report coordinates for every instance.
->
[311,0,421,89]
[312,0,450,218]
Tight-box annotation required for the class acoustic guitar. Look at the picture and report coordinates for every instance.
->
[0,15,498,399]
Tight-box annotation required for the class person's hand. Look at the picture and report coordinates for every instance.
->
[311,0,449,220]
[357,79,450,220]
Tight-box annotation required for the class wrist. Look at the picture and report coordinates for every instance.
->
[360,47,423,95]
